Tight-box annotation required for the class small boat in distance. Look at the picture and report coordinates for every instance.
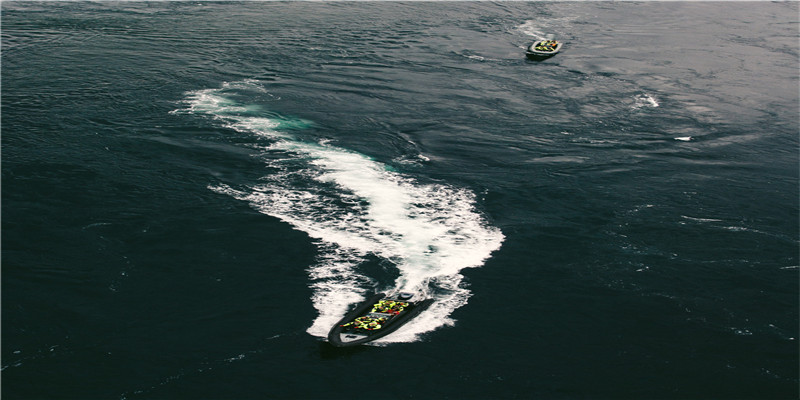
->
[526,39,563,60]
[327,292,434,347]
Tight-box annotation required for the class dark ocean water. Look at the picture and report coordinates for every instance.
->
[2,2,798,399]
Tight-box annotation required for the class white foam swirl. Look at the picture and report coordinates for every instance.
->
[632,93,660,109]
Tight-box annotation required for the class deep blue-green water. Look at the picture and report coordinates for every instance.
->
[2,2,798,399]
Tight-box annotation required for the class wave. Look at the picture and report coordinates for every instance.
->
[173,80,504,344]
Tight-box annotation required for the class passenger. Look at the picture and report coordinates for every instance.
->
[353,316,371,329]
[372,301,386,313]
[344,317,365,328]
[375,300,395,313]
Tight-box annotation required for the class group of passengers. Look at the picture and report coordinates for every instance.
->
[534,40,559,52]
[343,316,387,331]
[371,299,409,315]
[340,299,411,331]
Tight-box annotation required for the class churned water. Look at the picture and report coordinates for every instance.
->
[2,2,797,399]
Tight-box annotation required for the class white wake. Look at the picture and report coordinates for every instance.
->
[173,80,504,344]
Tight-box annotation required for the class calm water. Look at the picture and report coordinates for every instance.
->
[2,2,798,399]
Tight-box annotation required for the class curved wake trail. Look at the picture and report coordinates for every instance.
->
[515,20,550,41]
[173,81,504,344]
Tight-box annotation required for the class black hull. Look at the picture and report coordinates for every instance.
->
[327,293,434,347]
[525,52,556,61]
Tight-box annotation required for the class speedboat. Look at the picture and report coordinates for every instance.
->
[327,292,433,347]
[526,39,563,60]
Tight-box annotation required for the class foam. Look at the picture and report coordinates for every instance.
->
[176,81,504,343]
[632,93,660,109]
[515,20,548,40]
